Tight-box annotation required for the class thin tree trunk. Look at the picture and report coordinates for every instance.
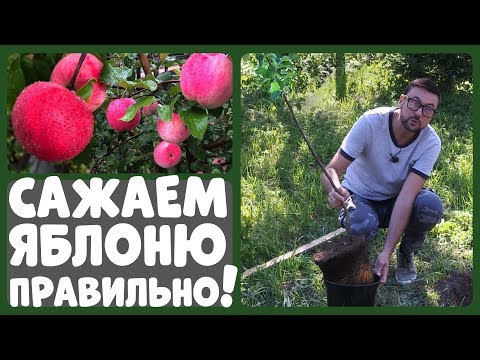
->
[335,53,346,100]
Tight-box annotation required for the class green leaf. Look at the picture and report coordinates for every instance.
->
[129,152,152,163]
[118,79,136,90]
[76,78,96,101]
[94,147,108,157]
[189,161,202,172]
[255,67,270,75]
[266,53,279,66]
[289,53,299,61]
[119,77,158,91]
[167,84,181,95]
[157,104,173,122]
[256,53,264,68]
[157,71,175,81]
[157,94,180,122]
[139,79,158,91]
[156,90,170,104]
[7,54,25,113]
[35,53,60,68]
[120,96,156,122]
[33,58,52,81]
[269,81,280,93]
[271,90,281,101]
[179,107,209,140]
[187,138,207,161]
[159,53,170,62]
[143,73,157,82]
[20,56,38,85]
[100,62,132,84]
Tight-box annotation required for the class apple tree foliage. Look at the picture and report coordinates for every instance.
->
[7,53,232,174]
[244,52,473,102]
[242,53,336,103]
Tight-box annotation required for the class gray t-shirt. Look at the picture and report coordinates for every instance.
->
[340,107,441,201]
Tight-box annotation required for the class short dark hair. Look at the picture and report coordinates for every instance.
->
[404,78,441,107]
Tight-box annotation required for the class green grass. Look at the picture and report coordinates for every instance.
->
[240,59,473,307]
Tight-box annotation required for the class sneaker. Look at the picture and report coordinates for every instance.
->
[395,249,417,284]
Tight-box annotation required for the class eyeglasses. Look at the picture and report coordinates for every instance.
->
[403,95,437,118]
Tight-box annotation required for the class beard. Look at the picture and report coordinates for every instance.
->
[400,114,422,134]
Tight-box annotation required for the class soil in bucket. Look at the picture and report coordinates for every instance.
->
[313,234,381,306]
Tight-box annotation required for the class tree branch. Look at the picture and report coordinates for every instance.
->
[108,80,179,89]
[107,80,180,99]
[158,79,180,85]
[215,160,231,166]
[108,88,149,100]
[139,53,152,76]
[67,53,87,90]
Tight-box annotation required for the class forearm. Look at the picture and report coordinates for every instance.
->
[322,167,342,195]
[382,198,414,256]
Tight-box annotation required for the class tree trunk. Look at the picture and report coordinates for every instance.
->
[335,53,346,100]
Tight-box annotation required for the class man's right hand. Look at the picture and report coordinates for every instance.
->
[327,187,351,209]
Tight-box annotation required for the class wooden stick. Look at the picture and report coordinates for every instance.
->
[241,228,345,279]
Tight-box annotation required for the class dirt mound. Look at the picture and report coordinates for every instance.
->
[434,268,472,306]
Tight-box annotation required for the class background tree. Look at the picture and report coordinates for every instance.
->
[335,53,346,100]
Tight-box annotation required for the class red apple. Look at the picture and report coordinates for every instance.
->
[142,101,158,117]
[106,98,141,132]
[11,81,94,162]
[154,141,182,168]
[157,112,190,143]
[180,53,233,109]
[50,53,106,111]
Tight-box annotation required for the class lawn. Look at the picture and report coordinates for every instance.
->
[240,54,473,308]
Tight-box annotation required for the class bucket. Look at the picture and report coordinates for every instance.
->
[324,274,381,306]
